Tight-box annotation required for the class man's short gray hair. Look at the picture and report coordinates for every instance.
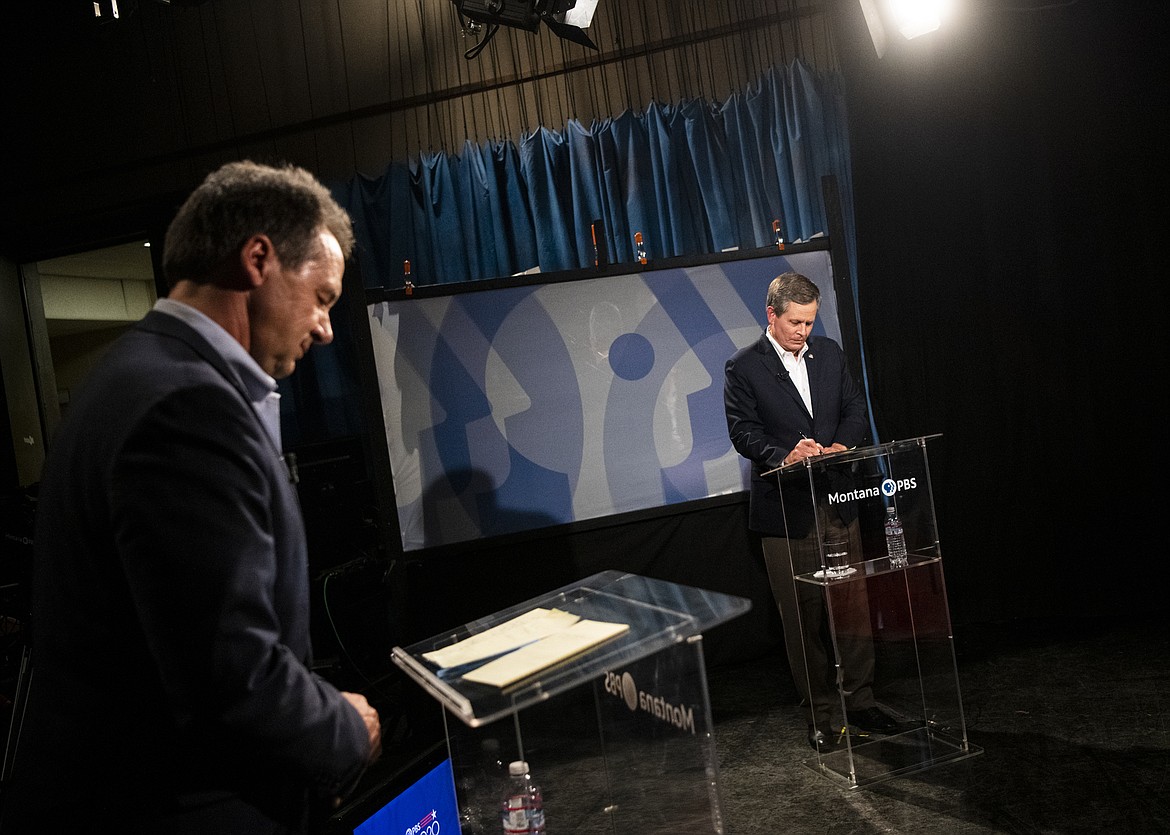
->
[766,272,821,314]
[162,160,354,288]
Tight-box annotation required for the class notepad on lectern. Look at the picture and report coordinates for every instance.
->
[461,619,630,688]
[422,607,581,670]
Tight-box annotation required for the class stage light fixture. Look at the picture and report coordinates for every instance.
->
[859,0,952,58]
[559,0,597,29]
[453,0,598,51]
[889,0,948,39]
[455,0,540,32]
[544,0,597,48]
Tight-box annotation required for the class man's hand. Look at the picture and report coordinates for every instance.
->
[341,691,382,763]
[787,437,824,464]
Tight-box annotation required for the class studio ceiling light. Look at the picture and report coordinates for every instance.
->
[860,0,953,58]
[889,0,947,39]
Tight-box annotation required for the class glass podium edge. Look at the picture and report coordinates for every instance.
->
[391,571,752,727]
[762,434,943,478]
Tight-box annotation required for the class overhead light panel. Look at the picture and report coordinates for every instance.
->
[888,0,948,40]
[859,0,952,58]
[558,0,597,30]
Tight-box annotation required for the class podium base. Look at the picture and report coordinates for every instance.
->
[802,724,983,789]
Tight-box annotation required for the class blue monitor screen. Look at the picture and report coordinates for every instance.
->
[354,757,462,835]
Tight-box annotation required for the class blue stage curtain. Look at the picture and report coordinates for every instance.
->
[602,110,655,265]
[410,152,470,286]
[344,163,423,290]
[339,59,856,287]
[300,59,862,448]
[642,100,708,259]
[518,126,578,272]
[482,140,539,279]
[721,73,782,248]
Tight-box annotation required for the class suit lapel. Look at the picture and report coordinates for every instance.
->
[805,338,823,419]
[755,334,813,422]
[138,310,252,406]
[137,309,293,480]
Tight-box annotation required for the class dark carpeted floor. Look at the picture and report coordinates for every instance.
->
[708,613,1170,834]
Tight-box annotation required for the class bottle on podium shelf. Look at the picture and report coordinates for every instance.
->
[500,761,545,834]
[884,506,909,568]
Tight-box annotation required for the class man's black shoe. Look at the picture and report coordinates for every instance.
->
[807,724,839,753]
[847,706,899,734]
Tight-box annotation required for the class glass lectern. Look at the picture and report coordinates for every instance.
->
[391,570,750,834]
[766,434,982,788]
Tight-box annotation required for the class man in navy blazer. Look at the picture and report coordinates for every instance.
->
[724,271,895,752]
[4,162,381,833]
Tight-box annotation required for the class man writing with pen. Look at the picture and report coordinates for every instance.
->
[723,271,898,752]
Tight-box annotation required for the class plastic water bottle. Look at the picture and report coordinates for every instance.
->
[885,506,909,568]
[500,760,545,834]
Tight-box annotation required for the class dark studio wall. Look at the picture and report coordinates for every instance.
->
[831,1,1169,625]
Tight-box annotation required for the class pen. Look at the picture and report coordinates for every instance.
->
[799,432,823,451]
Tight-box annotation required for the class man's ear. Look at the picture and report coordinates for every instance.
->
[235,234,276,290]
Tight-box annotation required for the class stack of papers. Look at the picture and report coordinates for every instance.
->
[422,607,629,689]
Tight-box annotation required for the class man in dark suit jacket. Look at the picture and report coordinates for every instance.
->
[724,271,895,752]
[4,162,381,833]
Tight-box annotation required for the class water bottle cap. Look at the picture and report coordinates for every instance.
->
[508,761,529,776]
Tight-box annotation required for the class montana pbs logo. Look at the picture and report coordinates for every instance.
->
[828,476,917,505]
[882,477,916,496]
[613,671,638,710]
[603,670,695,735]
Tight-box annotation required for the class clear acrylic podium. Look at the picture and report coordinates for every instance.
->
[391,571,750,834]
[767,434,981,788]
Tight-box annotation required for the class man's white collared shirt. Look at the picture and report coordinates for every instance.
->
[766,329,813,416]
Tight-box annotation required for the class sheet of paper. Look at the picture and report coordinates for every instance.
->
[422,607,580,669]
[461,619,630,688]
